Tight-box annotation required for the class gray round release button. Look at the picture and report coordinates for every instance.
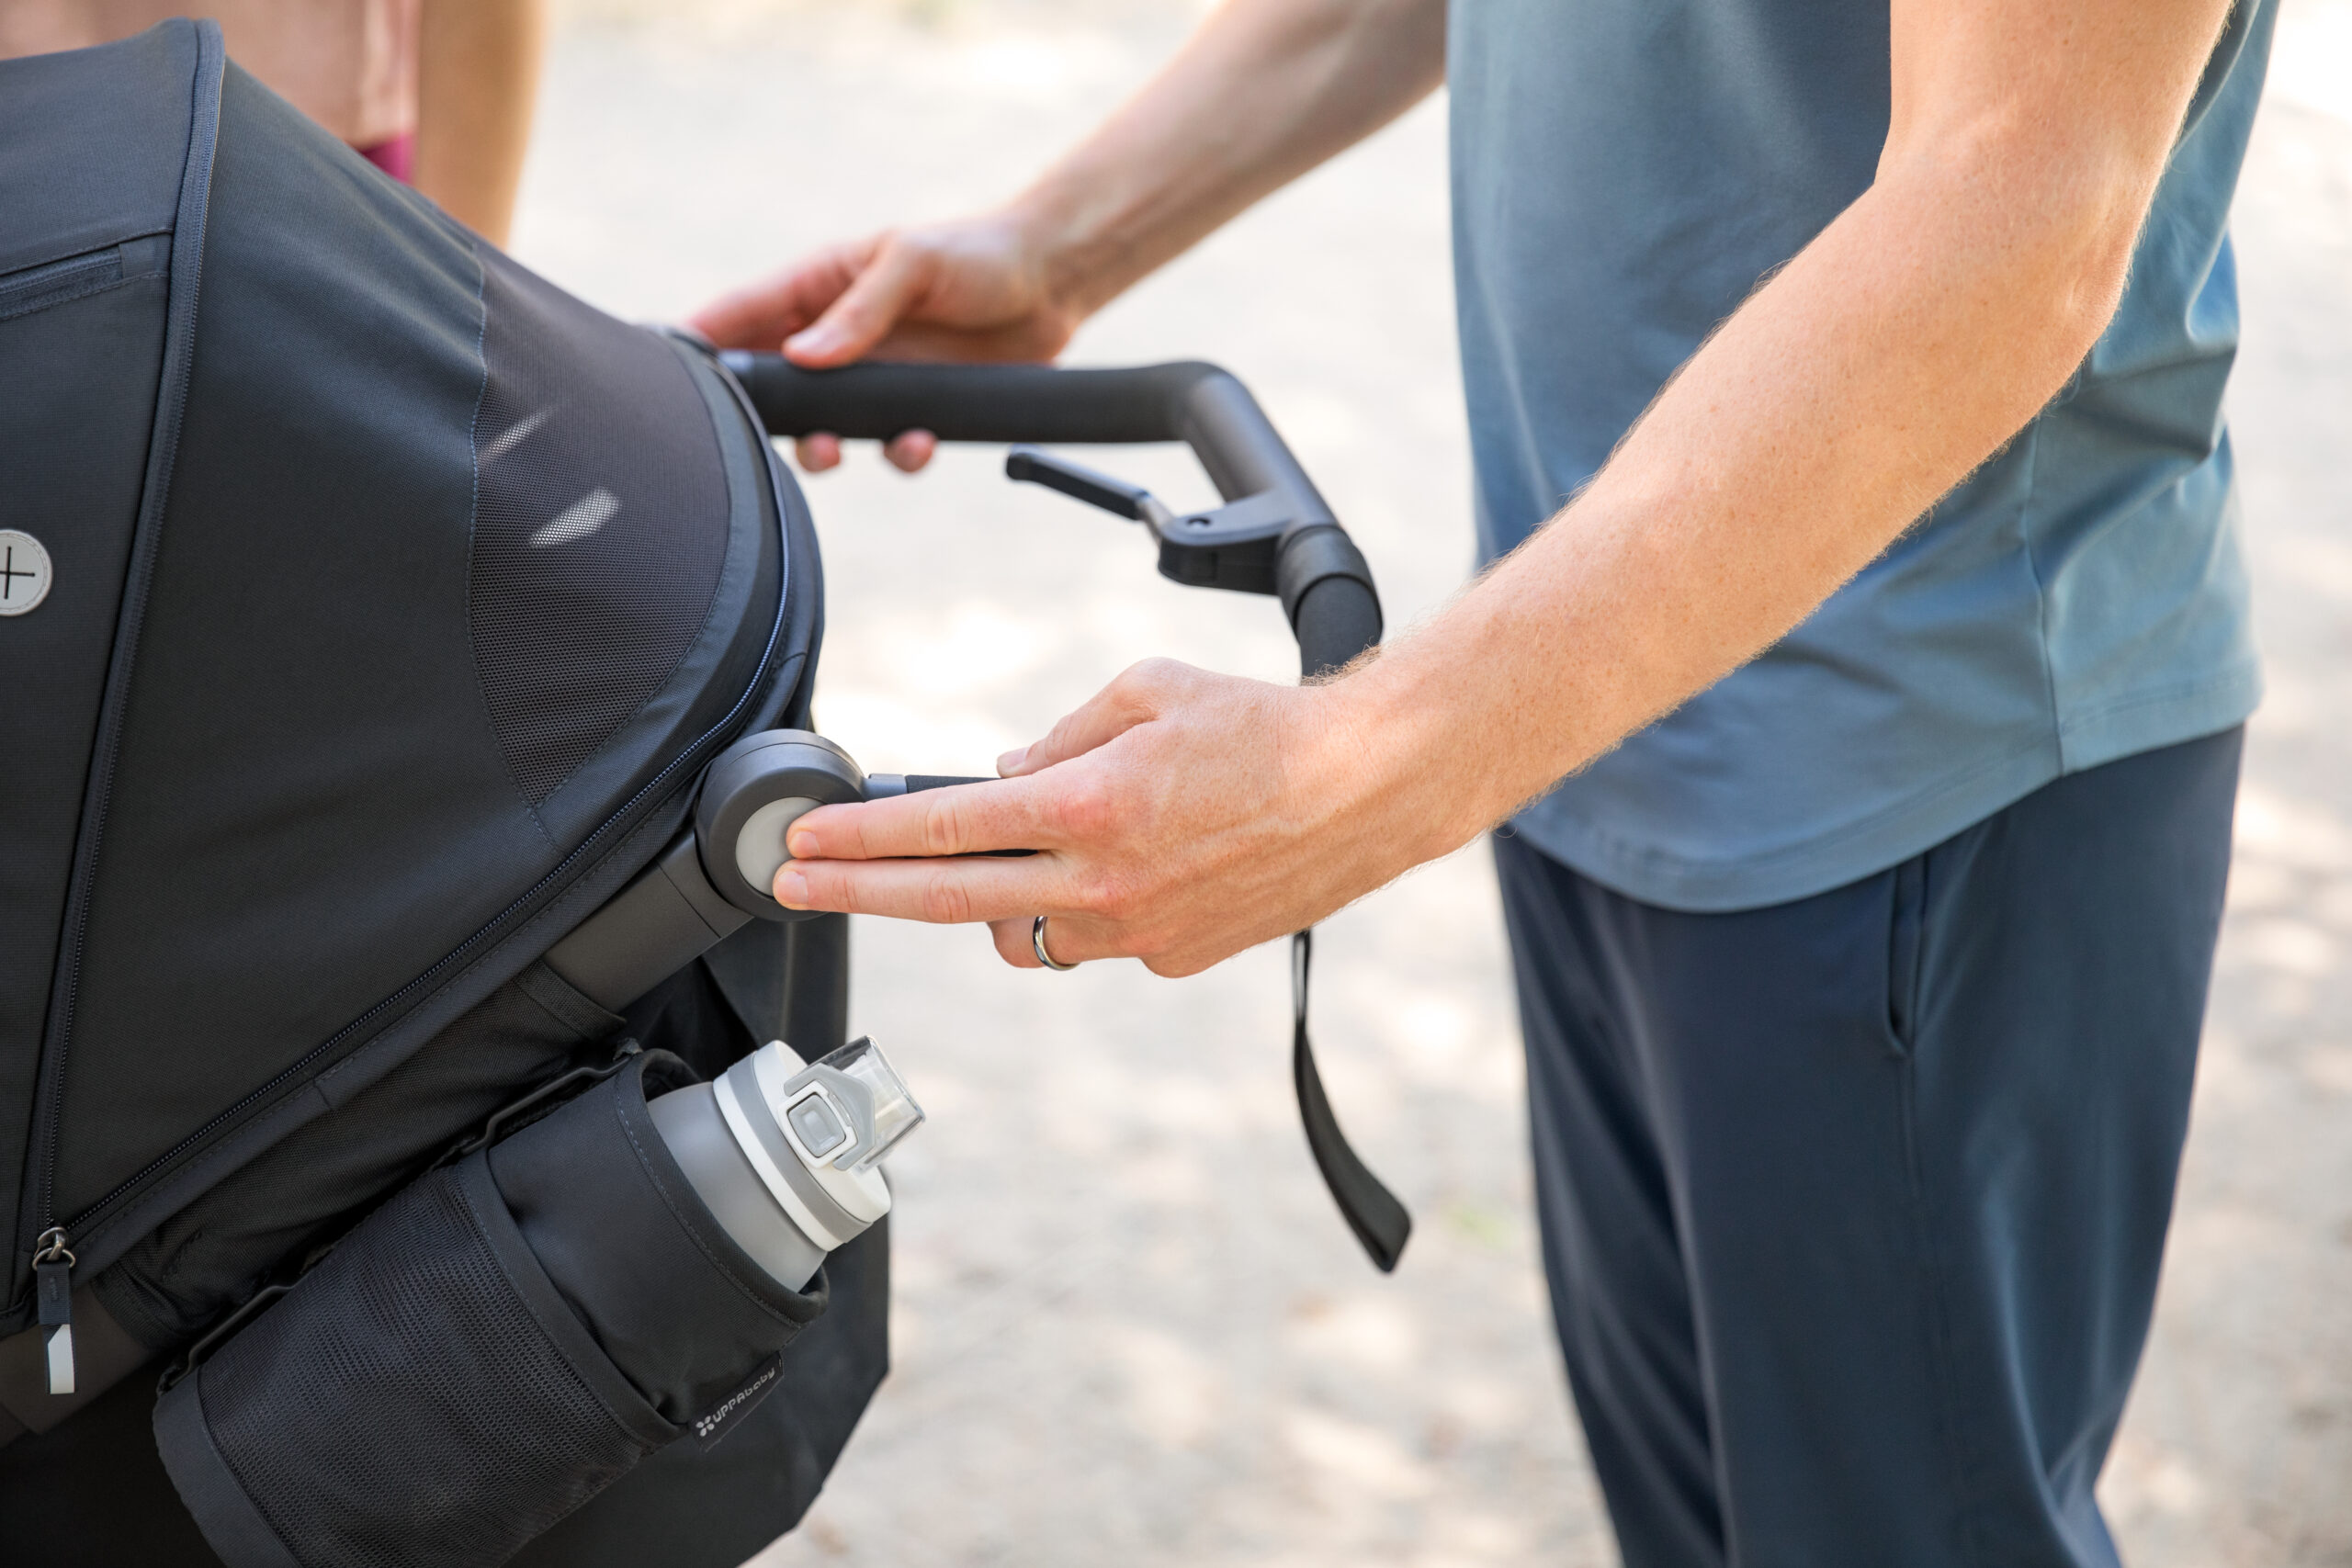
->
[0,530,53,616]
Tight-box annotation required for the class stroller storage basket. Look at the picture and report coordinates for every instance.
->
[154,1053,823,1568]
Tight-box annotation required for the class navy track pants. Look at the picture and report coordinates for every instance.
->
[1496,728,2241,1568]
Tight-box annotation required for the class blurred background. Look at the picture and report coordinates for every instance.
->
[501,2,2352,1562]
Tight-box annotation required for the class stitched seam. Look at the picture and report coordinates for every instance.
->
[0,263,130,323]
[458,239,554,845]
[2011,421,2066,760]
[2053,662,2260,735]
[515,960,621,1040]
[1895,875,1989,1568]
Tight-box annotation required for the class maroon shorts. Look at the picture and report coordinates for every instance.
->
[355,130,413,182]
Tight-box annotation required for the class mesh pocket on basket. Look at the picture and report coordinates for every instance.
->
[153,1054,824,1568]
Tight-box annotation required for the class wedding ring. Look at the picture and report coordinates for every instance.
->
[1032,914,1079,971]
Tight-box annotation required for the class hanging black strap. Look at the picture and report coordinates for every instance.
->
[1291,929,1410,1272]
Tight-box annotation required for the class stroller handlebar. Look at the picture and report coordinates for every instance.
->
[717,353,1382,676]
[558,355,1406,1272]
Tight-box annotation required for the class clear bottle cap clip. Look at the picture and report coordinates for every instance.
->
[813,1036,924,1171]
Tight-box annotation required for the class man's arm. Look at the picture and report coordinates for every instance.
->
[412,0,546,247]
[690,0,1446,470]
[773,0,2237,977]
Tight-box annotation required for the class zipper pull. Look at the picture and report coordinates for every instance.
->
[32,1228,74,1396]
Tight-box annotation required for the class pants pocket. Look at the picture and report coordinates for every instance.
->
[1884,855,1927,1056]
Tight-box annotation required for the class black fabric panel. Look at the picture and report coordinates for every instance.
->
[6,1294,835,1568]
[516,1219,890,1568]
[48,65,523,1226]
[0,24,195,276]
[91,962,624,1352]
[625,944,759,1075]
[472,254,730,803]
[510,337,789,852]
[488,1055,825,1426]
[0,268,172,1303]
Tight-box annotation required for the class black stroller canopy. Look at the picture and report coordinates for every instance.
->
[3,21,813,1303]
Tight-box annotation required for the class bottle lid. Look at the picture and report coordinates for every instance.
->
[814,1036,924,1172]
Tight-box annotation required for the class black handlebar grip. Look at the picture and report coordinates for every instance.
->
[1293,575,1384,681]
[722,355,1201,446]
[717,354,1335,517]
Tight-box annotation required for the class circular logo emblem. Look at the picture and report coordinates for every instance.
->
[0,530,52,616]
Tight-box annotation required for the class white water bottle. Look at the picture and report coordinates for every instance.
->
[648,1035,922,1290]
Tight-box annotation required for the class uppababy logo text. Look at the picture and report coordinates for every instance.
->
[0,530,51,615]
[695,1361,781,1443]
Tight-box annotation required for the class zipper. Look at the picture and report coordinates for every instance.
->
[13,22,222,1347]
[24,348,798,1298]
[32,1228,75,1394]
[17,231,198,1338]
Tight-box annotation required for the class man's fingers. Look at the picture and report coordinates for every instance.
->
[1000,660,1183,777]
[988,913,1113,969]
[685,282,796,352]
[784,777,1060,863]
[989,917,1041,968]
[791,430,931,474]
[773,852,1066,926]
[884,430,938,472]
[689,238,876,350]
[785,237,931,367]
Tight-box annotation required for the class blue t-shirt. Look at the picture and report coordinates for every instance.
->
[1452,0,2273,911]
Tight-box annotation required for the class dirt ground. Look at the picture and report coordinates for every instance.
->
[513,4,2352,1562]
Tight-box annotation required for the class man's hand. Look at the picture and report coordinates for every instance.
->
[689,0,1445,474]
[771,660,1464,976]
[689,214,1085,473]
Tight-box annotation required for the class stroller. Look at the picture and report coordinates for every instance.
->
[0,20,1400,1567]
